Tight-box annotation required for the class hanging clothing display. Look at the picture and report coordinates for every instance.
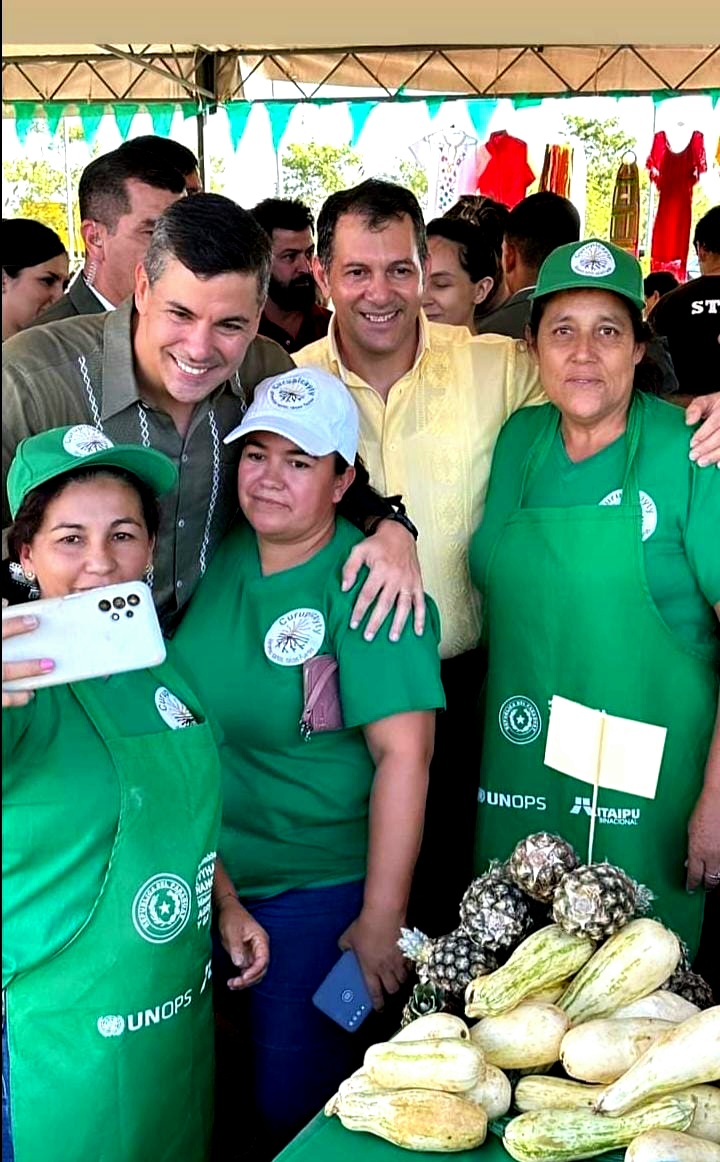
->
[646,130,707,279]
[539,144,573,198]
[474,130,535,208]
[410,130,485,217]
[610,152,641,256]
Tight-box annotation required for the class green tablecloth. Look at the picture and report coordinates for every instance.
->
[277,1113,510,1160]
[277,1111,615,1161]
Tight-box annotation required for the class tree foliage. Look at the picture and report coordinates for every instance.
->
[3,123,87,258]
[280,143,363,218]
[561,114,650,246]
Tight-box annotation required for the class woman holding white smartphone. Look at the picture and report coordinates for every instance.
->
[2,425,267,1162]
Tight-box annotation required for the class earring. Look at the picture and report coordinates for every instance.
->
[9,561,40,599]
[143,564,154,589]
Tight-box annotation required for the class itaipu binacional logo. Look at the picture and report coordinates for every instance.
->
[499,696,542,745]
[264,607,325,666]
[132,873,192,944]
[267,375,317,410]
[62,425,114,457]
[570,241,616,278]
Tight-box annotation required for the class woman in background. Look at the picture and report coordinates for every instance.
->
[2,218,68,339]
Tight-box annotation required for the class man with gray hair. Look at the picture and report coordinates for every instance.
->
[3,194,424,632]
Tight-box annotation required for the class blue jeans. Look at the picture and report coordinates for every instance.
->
[213,880,383,1159]
[2,1015,14,1162]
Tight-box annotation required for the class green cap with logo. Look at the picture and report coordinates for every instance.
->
[7,425,178,518]
[532,238,645,312]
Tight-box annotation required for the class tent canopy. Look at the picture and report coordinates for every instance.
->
[2,44,718,105]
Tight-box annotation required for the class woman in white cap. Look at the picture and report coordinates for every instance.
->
[2,426,267,1162]
[470,239,720,960]
[171,366,445,1157]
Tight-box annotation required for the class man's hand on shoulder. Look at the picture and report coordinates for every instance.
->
[686,392,720,467]
[341,521,425,643]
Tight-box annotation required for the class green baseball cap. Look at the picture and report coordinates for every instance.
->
[7,425,178,518]
[532,238,645,312]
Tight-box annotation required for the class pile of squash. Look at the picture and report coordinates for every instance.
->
[326,918,720,1159]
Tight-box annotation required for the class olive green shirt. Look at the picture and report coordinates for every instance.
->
[2,300,293,626]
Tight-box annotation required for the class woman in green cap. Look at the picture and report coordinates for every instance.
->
[469,239,720,956]
[2,425,267,1162]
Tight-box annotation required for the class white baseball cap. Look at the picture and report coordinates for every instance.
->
[224,367,359,465]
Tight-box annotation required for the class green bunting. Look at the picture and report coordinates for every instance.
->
[149,103,175,137]
[226,101,252,150]
[78,104,106,147]
[348,101,377,147]
[266,101,295,152]
[466,99,498,140]
[12,101,38,145]
[113,103,140,140]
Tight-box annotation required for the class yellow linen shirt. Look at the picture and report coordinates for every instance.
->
[296,316,544,659]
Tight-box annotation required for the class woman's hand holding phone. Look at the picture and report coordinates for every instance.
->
[2,600,53,707]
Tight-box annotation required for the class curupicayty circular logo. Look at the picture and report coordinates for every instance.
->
[62,425,114,457]
[264,607,325,666]
[570,241,616,278]
[132,873,192,944]
[499,696,542,745]
[267,375,317,410]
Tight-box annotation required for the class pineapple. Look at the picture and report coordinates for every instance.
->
[459,864,533,954]
[552,862,645,941]
[398,927,497,996]
[400,981,447,1028]
[661,968,716,1010]
[509,832,579,902]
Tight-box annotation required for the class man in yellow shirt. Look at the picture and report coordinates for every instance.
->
[296,178,720,935]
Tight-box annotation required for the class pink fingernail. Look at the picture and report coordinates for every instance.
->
[22,615,38,628]
[40,658,55,672]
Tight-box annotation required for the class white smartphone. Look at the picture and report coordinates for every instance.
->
[2,581,166,691]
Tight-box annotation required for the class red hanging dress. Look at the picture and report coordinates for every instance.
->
[646,130,706,279]
[475,130,535,208]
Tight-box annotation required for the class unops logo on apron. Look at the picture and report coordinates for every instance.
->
[599,489,657,542]
[132,873,192,944]
[154,687,198,729]
[264,607,325,666]
[499,696,542,745]
[97,1014,126,1038]
[62,425,114,456]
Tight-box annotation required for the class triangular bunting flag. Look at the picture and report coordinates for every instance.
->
[44,101,67,138]
[149,104,175,138]
[113,103,141,141]
[226,102,252,151]
[466,99,498,141]
[266,101,295,152]
[347,101,377,147]
[13,101,38,145]
[78,104,106,148]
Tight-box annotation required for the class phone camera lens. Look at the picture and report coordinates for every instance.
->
[112,597,126,609]
[126,610,134,618]
[127,594,140,606]
[111,612,120,621]
[99,599,111,612]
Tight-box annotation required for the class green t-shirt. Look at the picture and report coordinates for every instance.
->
[2,660,206,988]
[469,395,720,656]
[170,517,445,898]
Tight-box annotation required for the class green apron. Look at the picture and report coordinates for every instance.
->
[475,395,717,954]
[6,667,221,1162]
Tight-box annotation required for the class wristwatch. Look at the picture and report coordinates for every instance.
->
[369,496,418,541]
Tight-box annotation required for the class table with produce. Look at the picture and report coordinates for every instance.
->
[278,833,720,1162]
